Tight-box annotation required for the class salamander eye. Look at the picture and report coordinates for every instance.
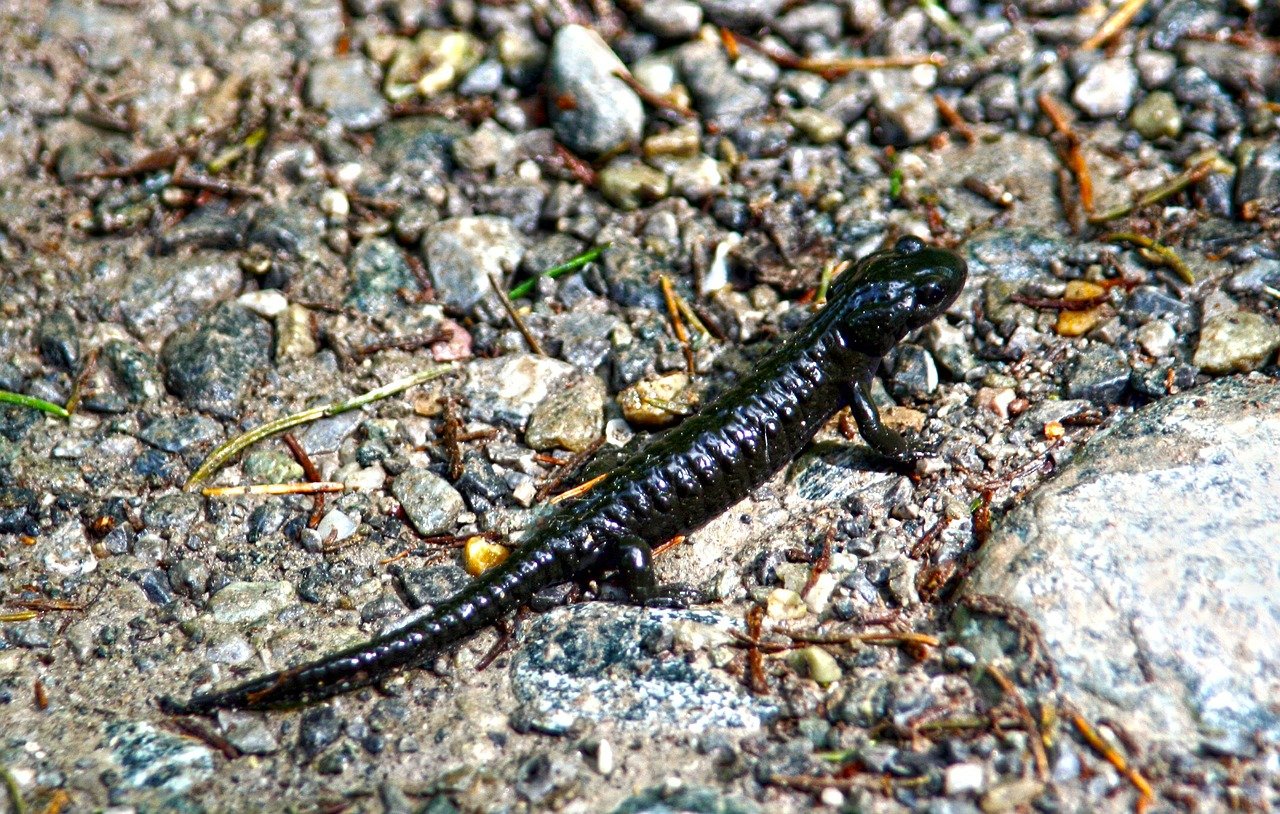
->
[916,279,949,307]
[895,236,925,255]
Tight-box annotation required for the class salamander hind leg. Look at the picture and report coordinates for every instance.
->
[606,537,707,609]
[843,380,936,468]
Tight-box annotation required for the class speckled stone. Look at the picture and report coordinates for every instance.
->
[159,304,273,419]
[424,216,525,310]
[207,581,296,627]
[525,376,605,452]
[391,468,465,536]
[306,56,388,131]
[1072,56,1139,118]
[962,377,1280,752]
[1192,312,1280,374]
[511,603,777,734]
[345,237,420,316]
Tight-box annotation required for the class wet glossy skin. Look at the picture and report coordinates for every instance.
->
[161,236,967,713]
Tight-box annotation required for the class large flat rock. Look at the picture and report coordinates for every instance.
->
[961,376,1280,753]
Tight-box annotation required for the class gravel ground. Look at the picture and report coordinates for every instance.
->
[1,1,1279,812]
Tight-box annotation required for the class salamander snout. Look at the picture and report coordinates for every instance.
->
[824,237,968,355]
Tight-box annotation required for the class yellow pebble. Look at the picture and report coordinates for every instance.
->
[463,536,510,576]
[1055,308,1100,337]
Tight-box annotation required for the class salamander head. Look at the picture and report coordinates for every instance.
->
[824,236,967,356]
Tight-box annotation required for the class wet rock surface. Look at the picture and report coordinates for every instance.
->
[0,1,1278,811]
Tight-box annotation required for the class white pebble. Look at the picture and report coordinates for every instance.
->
[320,188,350,221]
[237,289,289,318]
[820,787,844,808]
[945,762,986,795]
[316,509,358,543]
[1136,320,1177,358]
[595,739,614,775]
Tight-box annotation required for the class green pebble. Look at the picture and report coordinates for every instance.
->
[1130,91,1182,141]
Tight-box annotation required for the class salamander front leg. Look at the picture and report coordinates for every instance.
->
[610,537,706,609]
[844,380,935,468]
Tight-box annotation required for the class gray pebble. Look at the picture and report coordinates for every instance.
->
[1235,140,1280,215]
[299,411,363,457]
[103,340,164,404]
[130,568,175,605]
[306,57,388,131]
[344,237,419,316]
[923,321,976,381]
[105,721,213,794]
[115,252,243,338]
[7,618,55,648]
[160,304,273,419]
[207,581,297,627]
[397,565,470,608]
[0,486,38,534]
[525,376,605,452]
[1150,0,1218,50]
[870,70,938,145]
[247,203,328,259]
[142,493,202,535]
[36,309,80,371]
[891,344,939,399]
[1136,320,1177,358]
[457,59,504,96]
[696,0,785,27]
[299,706,343,758]
[453,120,517,173]
[634,0,703,39]
[1228,259,1280,295]
[1124,286,1196,332]
[678,42,768,125]
[1072,56,1138,118]
[424,216,525,310]
[218,712,281,755]
[392,468,465,536]
[204,631,255,665]
[546,25,643,158]
[1065,344,1130,404]
[168,559,209,599]
[1135,50,1177,88]
[463,353,577,427]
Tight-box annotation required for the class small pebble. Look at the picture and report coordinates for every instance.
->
[1192,312,1280,374]
[766,588,808,620]
[1136,320,1177,357]
[392,469,465,537]
[207,581,296,626]
[980,779,1045,813]
[236,289,289,319]
[1072,57,1138,118]
[598,157,670,210]
[794,645,842,685]
[525,377,605,453]
[618,373,697,427]
[546,25,643,157]
[315,509,358,544]
[595,739,614,776]
[1130,90,1182,139]
[945,762,986,795]
[463,535,510,576]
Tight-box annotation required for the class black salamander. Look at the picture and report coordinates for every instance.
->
[163,236,966,713]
